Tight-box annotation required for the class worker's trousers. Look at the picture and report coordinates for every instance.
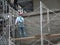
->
[18,27,27,37]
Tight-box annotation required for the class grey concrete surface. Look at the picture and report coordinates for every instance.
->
[33,0,60,11]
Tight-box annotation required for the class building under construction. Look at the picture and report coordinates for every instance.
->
[0,0,60,45]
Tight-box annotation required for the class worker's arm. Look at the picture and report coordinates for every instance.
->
[15,17,18,25]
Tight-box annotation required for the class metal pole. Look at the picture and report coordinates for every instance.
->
[3,0,4,14]
[12,15,15,38]
[47,9,50,34]
[6,1,7,14]
[8,15,10,45]
[40,1,43,45]
[8,4,10,45]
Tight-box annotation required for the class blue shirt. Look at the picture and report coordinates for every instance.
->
[15,16,24,27]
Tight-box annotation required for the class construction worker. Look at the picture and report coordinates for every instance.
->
[15,9,26,37]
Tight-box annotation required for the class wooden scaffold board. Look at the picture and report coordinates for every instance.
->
[11,33,60,41]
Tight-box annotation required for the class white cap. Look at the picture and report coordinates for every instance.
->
[18,9,23,14]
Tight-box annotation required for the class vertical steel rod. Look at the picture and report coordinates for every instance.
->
[8,6,11,45]
[40,1,43,45]
[47,9,50,34]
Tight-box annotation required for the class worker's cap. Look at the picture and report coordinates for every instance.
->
[18,9,23,15]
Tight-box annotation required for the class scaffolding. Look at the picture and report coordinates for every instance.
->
[35,1,60,45]
[0,0,60,45]
[9,1,60,45]
[7,1,60,45]
[0,0,9,45]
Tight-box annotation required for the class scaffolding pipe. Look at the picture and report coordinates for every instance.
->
[40,1,43,45]
[5,1,7,14]
[8,15,10,45]
[8,5,10,45]
[47,9,50,34]
[12,15,15,38]
[3,0,4,14]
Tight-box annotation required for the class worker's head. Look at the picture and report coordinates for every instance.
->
[18,9,23,16]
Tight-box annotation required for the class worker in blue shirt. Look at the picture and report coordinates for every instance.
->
[15,9,26,37]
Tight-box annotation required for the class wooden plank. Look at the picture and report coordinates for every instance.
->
[46,33,60,38]
[11,34,60,41]
[11,36,40,41]
[23,10,60,17]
